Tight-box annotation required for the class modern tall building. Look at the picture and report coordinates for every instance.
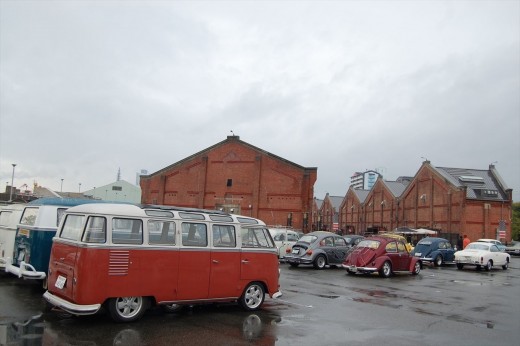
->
[350,170,381,190]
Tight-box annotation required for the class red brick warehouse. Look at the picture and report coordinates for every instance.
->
[140,135,317,232]
[339,161,513,243]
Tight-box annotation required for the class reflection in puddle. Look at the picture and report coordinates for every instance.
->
[0,314,44,345]
[0,306,281,345]
[113,329,142,346]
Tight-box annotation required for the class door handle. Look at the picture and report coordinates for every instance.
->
[212,260,219,264]
[241,259,249,264]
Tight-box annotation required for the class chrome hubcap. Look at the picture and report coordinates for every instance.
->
[116,297,142,317]
[244,285,262,309]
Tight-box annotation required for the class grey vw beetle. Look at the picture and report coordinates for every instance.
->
[284,231,350,269]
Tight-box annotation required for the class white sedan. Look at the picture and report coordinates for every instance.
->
[455,242,510,271]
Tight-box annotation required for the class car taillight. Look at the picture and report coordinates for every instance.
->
[306,249,313,255]
[480,257,483,264]
[286,248,291,253]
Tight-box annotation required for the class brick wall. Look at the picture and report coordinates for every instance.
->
[140,137,317,232]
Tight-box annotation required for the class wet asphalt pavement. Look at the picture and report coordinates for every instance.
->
[1,257,520,346]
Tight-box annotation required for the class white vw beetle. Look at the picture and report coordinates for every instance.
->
[455,242,510,271]
[268,227,301,260]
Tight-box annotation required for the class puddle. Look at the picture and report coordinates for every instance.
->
[315,294,340,299]
[0,314,44,345]
[351,288,398,298]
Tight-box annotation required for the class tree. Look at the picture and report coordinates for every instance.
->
[512,202,520,241]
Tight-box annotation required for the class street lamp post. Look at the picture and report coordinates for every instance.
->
[61,179,64,192]
[9,164,16,202]
[79,183,81,193]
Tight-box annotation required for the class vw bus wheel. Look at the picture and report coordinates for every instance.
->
[108,296,148,322]
[379,261,392,278]
[412,262,421,275]
[434,255,443,267]
[239,282,265,311]
[313,255,326,270]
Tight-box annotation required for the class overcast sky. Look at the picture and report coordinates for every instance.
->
[1,0,519,202]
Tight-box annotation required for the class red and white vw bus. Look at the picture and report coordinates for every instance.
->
[43,203,281,322]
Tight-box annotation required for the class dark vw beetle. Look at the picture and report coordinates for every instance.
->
[284,231,349,269]
[411,237,455,266]
[342,236,421,277]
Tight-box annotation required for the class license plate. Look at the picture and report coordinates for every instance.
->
[349,266,357,272]
[55,275,66,289]
[292,248,299,254]
[415,253,422,257]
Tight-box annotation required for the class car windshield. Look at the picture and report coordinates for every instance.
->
[298,235,318,244]
[466,243,489,251]
[357,239,380,249]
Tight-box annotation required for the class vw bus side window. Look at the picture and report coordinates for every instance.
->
[148,220,176,245]
[212,224,236,247]
[20,207,39,226]
[60,215,86,241]
[181,223,207,247]
[56,208,67,226]
[112,218,143,245]
[83,216,107,243]
[241,228,274,248]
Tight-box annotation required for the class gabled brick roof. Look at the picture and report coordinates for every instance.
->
[384,181,408,197]
[147,135,317,177]
[329,196,344,210]
[433,166,509,201]
[353,189,370,203]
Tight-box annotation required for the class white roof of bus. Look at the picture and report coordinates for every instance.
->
[65,203,146,217]
[64,203,266,225]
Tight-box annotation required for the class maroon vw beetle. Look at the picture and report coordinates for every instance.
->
[342,236,421,277]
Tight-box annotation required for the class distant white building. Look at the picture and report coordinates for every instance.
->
[83,180,141,203]
[350,170,381,190]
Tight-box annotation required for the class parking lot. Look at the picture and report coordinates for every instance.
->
[1,257,519,345]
